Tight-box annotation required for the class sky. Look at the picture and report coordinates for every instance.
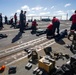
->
[0,0,76,20]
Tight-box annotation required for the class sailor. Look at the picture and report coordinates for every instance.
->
[46,23,53,37]
[52,16,60,35]
[31,19,38,32]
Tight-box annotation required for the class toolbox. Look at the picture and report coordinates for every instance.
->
[33,67,38,74]
[25,63,32,69]
[38,56,55,73]
[8,66,16,74]
[70,54,76,64]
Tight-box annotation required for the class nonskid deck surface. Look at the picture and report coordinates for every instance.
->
[0,21,73,75]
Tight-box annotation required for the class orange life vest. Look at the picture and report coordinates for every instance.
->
[0,65,6,71]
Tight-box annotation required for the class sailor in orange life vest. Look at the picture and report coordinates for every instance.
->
[52,16,60,35]
[46,23,53,37]
[31,19,38,31]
